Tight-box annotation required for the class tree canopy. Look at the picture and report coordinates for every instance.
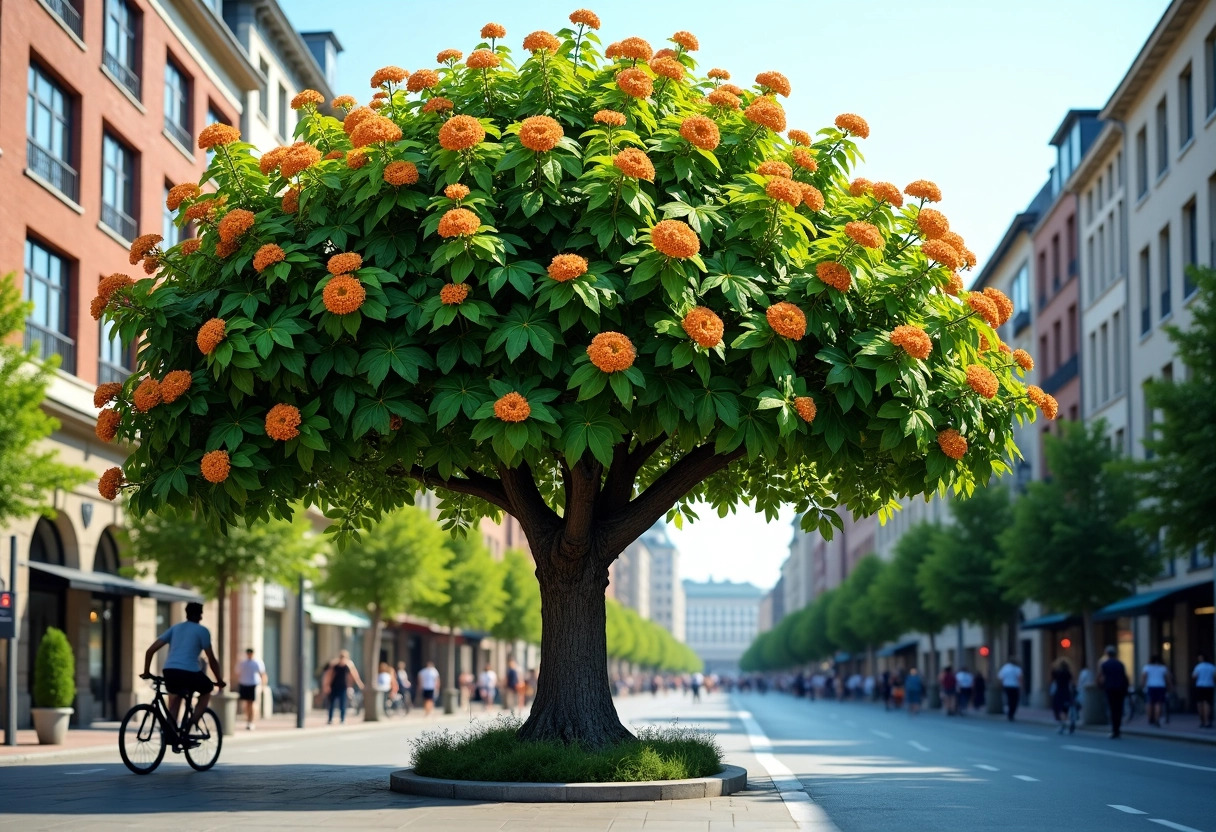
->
[872,521,949,638]
[491,546,543,647]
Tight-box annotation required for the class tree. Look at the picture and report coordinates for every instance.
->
[850,555,900,664]
[871,521,949,681]
[1001,420,1155,670]
[97,14,1046,745]
[321,505,451,714]
[828,555,888,662]
[127,508,320,674]
[803,589,837,664]
[0,278,91,524]
[491,547,543,655]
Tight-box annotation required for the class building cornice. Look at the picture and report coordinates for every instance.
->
[1099,0,1205,122]
[161,0,263,97]
[248,0,334,99]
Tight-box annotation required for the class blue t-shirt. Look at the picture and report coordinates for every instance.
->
[160,621,212,672]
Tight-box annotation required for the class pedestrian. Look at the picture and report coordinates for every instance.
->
[904,668,924,714]
[236,647,267,731]
[880,671,892,710]
[418,660,440,717]
[691,670,704,703]
[955,667,974,714]
[1097,645,1130,739]
[504,659,521,713]
[973,671,986,710]
[1050,657,1074,734]
[940,665,957,715]
[478,664,498,711]
[1141,654,1171,727]
[376,661,399,715]
[1192,653,1215,728]
[863,674,876,701]
[394,661,412,713]
[322,650,363,725]
[997,658,1023,721]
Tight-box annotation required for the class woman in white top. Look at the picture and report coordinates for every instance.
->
[1141,654,1170,727]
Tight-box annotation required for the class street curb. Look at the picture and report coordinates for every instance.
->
[389,764,748,802]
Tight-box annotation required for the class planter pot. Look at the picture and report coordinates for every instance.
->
[32,707,74,745]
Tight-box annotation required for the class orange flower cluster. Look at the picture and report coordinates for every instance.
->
[757,160,793,178]
[407,69,440,92]
[745,97,786,132]
[983,287,1014,326]
[200,450,231,484]
[439,115,486,151]
[466,49,500,69]
[1027,386,1059,419]
[845,221,884,249]
[617,68,653,98]
[719,83,745,96]
[129,234,162,266]
[800,184,825,212]
[905,179,942,202]
[422,97,453,114]
[766,177,802,207]
[180,239,201,255]
[766,302,806,340]
[570,9,601,28]
[254,244,285,273]
[650,56,683,80]
[98,272,134,303]
[945,272,965,296]
[185,196,223,223]
[328,252,363,276]
[816,261,851,292]
[937,428,968,460]
[166,182,200,211]
[891,325,932,360]
[197,122,239,150]
[966,293,1001,328]
[618,36,653,61]
[197,318,226,355]
[965,364,999,399]
[94,382,122,409]
[849,178,872,196]
[707,88,740,110]
[651,219,699,259]
[675,115,718,150]
[351,116,403,148]
[343,107,376,137]
[160,370,191,403]
[794,396,817,424]
[671,30,698,50]
[481,22,507,39]
[548,253,588,282]
[324,276,366,315]
[792,148,817,172]
[922,240,962,270]
[834,113,870,138]
[440,283,470,305]
[871,181,903,207]
[682,307,724,348]
[218,208,255,244]
[614,148,655,180]
[281,188,300,214]
[519,115,564,152]
[383,160,420,186]
[132,378,162,412]
[523,30,561,53]
[436,49,463,64]
[98,467,124,501]
[290,89,323,110]
[95,409,120,442]
[438,208,481,238]
[445,183,470,201]
[371,66,408,87]
[788,129,811,146]
[1013,349,1034,371]
[324,150,344,160]
[707,68,730,80]
[494,392,531,422]
[282,142,323,178]
[917,208,950,240]
[588,332,636,373]
[332,94,357,110]
[265,404,302,441]
[594,109,627,126]
[755,70,791,97]
[604,42,622,59]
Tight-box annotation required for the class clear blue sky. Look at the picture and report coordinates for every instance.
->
[282,0,1168,588]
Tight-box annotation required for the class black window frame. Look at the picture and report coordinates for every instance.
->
[163,55,191,150]
[1179,63,1194,148]
[101,130,138,242]
[1139,246,1151,335]
[23,236,76,374]
[1159,225,1171,320]
[26,61,78,201]
[1154,97,1168,177]
[1182,199,1198,298]
[103,0,141,100]
[1135,127,1148,198]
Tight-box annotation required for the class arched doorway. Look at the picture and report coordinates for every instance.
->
[28,518,67,699]
[89,530,123,719]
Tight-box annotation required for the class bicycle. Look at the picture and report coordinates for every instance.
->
[118,675,223,775]
[1124,687,1145,723]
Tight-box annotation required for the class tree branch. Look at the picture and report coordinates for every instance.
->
[394,465,512,514]
[561,456,602,554]
[599,434,667,513]
[499,462,561,542]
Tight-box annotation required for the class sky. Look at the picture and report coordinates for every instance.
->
[282,0,1169,588]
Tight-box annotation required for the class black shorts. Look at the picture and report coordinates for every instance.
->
[1196,687,1214,705]
[164,668,214,697]
[422,689,436,701]
[238,684,257,702]
[1147,686,1167,704]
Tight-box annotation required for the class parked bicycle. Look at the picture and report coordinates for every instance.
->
[119,675,223,774]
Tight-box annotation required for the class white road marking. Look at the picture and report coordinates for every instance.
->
[870,729,893,739]
[908,740,930,752]
[1013,775,1039,782]
[1003,731,1047,741]
[1147,820,1204,832]
[1108,805,1147,815]
[1063,744,1216,773]
[64,768,103,775]
[737,708,840,831]
[975,764,999,772]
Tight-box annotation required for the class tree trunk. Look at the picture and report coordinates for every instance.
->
[364,606,383,722]
[517,556,632,748]
[446,625,458,699]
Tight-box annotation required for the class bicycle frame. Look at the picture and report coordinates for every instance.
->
[145,677,197,743]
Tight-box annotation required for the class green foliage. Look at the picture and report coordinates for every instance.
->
[411,716,722,782]
[33,627,75,709]
[606,598,700,672]
[413,529,505,632]
[0,278,92,524]
[872,521,949,637]
[1000,420,1155,616]
[827,554,888,652]
[1138,265,1216,554]
[490,547,542,645]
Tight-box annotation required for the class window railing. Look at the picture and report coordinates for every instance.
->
[1041,353,1078,395]
[164,118,191,150]
[24,319,76,374]
[101,202,137,242]
[103,51,140,99]
[26,139,79,202]
[98,359,132,385]
[43,0,83,38]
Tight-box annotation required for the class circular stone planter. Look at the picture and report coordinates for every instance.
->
[390,764,747,803]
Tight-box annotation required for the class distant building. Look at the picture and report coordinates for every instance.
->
[643,523,685,642]
[684,578,764,675]
[609,537,652,621]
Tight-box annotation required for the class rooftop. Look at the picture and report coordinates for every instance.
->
[683,579,765,599]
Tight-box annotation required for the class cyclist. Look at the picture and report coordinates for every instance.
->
[140,601,225,747]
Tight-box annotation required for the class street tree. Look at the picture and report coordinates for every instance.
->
[827,554,886,661]
[321,505,451,711]
[95,13,1047,745]
[803,589,837,664]
[851,555,900,664]
[0,278,91,525]
[1000,420,1155,669]
[491,547,543,658]
[872,521,949,681]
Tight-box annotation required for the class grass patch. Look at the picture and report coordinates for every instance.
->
[410,716,723,783]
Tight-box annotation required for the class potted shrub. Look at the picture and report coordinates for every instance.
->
[32,626,75,744]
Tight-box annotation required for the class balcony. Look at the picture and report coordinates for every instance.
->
[103,51,140,100]
[98,360,132,385]
[1012,309,1030,335]
[26,139,78,202]
[24,320,76,375]
[1041,353,1078,395]
[101,202,137,243]
[43,0,82,38]
[164,118,191,151]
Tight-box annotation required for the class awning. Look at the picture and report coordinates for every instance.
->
[833,651,852,663]
[1021,613,1079,631]
[1094,580,1211,621]
[877,639,920,657]
[25,561,203,603]
[305,603,370,629]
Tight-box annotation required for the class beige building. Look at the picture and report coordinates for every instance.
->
[643,523,685,643]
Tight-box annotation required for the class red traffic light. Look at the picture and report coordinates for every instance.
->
[0,592,10,608]
[1060,638,1072,649]
[979,646,990,657]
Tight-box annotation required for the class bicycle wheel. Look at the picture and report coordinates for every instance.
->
[184,708,223,771]
[119,704,167,775]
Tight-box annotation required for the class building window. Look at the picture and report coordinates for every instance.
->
[23,238,75,374]
[1068,304,1077,356]
[277,83,288,139]
[1135,127,1148,197]
[1051,234,1060,290]
[1098,224,1107,292]
[1139,247,1151,334]
[163,58,190,149]
[103,0,140,100]
[1087,235,1096,301]
[1011,263,1029,332]
[1179,64,1194,148]
[26,64,78,201]
[1154,97,1168,176]
[205,107,226,166]
[1181,200,1197,298]
[258,57,269,119]
[99,318,133,383]
[102,132,137,242]
[1037,251,1047,307]
[1053,320,1061,369]
[162,182,184,247]
[1086,190,1094,224]
[1159,225,1171,319]
[1089,331,1098,409]
[1117,201,1126,274]
[1113,310,1123,394]
[1066,216,1076,275]
[1099,322,1110,404]
[1206,26,1216,117]
[1039,334,1050,374]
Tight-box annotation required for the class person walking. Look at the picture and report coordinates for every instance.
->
[1098,645,1130,738]
[691,671,704,703]
[479,664,498,711]
[236,647,267,730]
[973,671,986,711]
[418,660,440,717]
[955,667,974,714]
[322,650,364,725]
[376,661,399,715]
[1192,654,1214,728]
[880,671,892,711]
[394,661,412,713]
[1141,654,1171,727]
[940,665,958,715]
[998,658,1023,721]
[904,668,924,715]
[505,659,523,714]
[1050,658,1074,734]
